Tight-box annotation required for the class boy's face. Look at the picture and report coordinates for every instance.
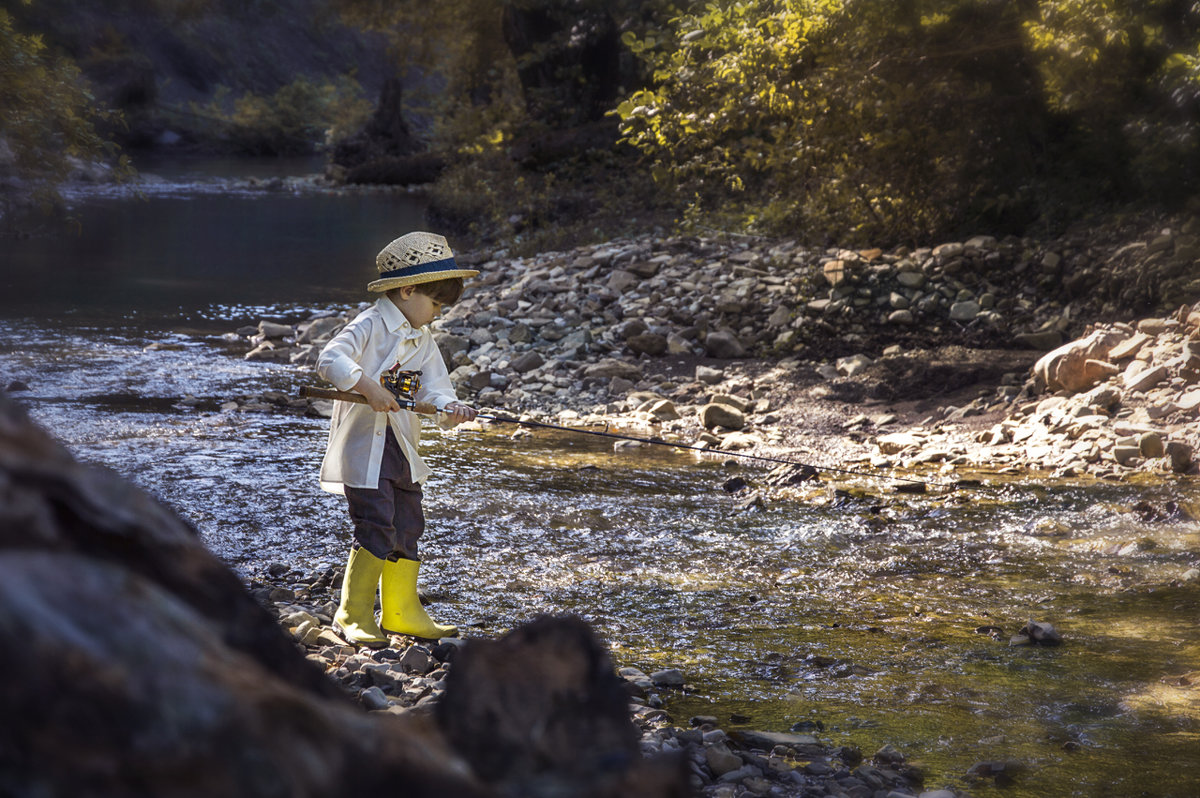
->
[391,285,444,328]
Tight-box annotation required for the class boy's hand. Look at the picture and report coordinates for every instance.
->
[354,376,401,413]
[442,401,477,426]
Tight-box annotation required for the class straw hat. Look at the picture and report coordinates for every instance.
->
[368,231,479,293]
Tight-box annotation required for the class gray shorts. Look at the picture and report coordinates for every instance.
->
[344,426,425,561]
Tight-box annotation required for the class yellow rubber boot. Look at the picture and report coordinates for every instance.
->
[333,546,388,648]
[380,558,458,639]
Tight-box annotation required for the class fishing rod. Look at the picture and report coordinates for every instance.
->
[300,378,954,490]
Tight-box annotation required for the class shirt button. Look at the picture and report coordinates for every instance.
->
[376,431,382,436]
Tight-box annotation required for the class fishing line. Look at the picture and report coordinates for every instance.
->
[469,411,955,490]
[299,377,955,490]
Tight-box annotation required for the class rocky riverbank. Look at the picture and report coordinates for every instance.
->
[224,217,1200,491]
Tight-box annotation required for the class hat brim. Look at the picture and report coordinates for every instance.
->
[368,268,480,293]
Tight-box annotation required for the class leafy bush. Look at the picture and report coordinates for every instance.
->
[190,76,372,156]
[616,0,1200,245]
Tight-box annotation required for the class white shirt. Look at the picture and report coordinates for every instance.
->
[316,296,458,492]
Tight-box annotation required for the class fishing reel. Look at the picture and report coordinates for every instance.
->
[381,365,422,400]
[381,364,424,400]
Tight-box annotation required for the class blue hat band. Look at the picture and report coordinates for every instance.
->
[378,256,460,280]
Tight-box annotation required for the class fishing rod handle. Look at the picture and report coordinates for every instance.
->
[298,387,438,415]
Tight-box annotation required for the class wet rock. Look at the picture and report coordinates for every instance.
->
[733,730,822,753]
[651,668,686,687]
[1009,620,1062,646]
[619,666,654,696]
[966,759,1023,786]
[257,320,293,339]
[245,342,288,361]
[4,380,30,392]
[298,316,344,344]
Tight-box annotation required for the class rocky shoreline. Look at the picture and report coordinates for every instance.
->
[223,222,1199,490]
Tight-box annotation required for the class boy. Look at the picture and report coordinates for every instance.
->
[317,231,478,647]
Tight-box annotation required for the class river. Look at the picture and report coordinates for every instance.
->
[2,159,1198,797]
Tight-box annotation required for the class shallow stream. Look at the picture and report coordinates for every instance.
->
[2,162,1197,797]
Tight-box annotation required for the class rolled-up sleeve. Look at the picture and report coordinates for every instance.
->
[317,316,372,391]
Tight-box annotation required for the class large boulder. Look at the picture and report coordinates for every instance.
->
[0,391,486,796]
[1033,329,1128,393]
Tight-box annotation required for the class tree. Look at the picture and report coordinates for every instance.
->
[616,0,1200,244]
[0,5,124,222]
[1023,0,1200,201]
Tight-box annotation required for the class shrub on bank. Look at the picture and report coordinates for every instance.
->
[189,76,372,156]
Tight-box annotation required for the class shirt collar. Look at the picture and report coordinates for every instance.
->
[377,296,422,338]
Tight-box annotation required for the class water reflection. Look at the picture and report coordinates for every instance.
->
[1,158,427,317]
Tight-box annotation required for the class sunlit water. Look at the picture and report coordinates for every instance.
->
[2,170,1198,797]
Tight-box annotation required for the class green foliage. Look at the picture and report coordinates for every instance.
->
[189,76,372,156]
[1024,0,1200,199]
[0,5,125,219]
[617,0,1200,244]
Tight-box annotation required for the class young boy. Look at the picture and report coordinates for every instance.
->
[317,231,478,647]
